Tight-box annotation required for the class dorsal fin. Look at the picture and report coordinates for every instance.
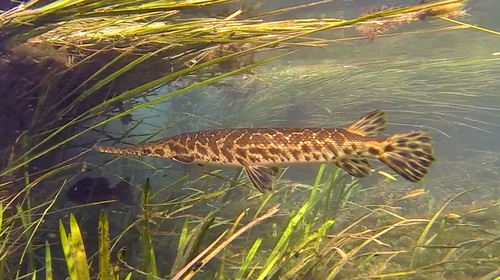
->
[346,110,386,137]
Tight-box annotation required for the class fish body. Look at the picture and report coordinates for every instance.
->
[66,177,134,205]
[96,110,435,193]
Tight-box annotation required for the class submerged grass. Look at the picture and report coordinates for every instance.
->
[1,0,499,279]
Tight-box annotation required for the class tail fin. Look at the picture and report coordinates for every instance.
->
[347,110,386,137]
[379,131,435,182]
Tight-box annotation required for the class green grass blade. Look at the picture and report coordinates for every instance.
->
[0,51,290,183]
[177,218,189,254]
[0,204,2,234]
[69,214,91,280]
[45,241,53,280]
[256,164,326,280]
[59,220,77,280]
[185,212,216,266]
[141,178,158,279]
[99,210,112,280]
[235,238,262,280]
[410,187,480,268]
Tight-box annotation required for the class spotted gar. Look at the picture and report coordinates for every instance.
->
[96,110,436,193]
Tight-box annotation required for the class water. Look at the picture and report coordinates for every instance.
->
[77,1,500,279]
[3,0,500,279]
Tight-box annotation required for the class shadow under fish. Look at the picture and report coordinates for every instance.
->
[66,177,134,205]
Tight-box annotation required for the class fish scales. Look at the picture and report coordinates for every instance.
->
[96,110,436,193]
[98,128,382,166]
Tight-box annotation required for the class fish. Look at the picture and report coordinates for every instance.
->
[96,110,435,193]
[66,177,134,205]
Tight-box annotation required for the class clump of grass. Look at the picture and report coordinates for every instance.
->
[1,0,496,279]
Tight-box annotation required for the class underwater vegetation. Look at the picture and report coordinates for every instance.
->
[1,0,499,279]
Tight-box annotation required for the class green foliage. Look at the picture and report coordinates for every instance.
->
[1,0,498,280]
[59,214,90,280]
[99,211,112,280]
[141,178,159,279]
[45,241,53,280]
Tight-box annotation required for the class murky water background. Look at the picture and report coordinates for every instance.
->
[83,0,500,193]
[65,0,500,278]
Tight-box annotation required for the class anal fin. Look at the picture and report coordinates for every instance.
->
[244,165,275,193]
[336,158,372,178]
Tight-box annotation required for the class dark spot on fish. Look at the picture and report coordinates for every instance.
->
[249,147,264,155]
[273,133,288,144]
[420,159,431,167]
[343,163,354,174]
[397,139,408,146]
[291,149,301,160]
[187,136,196,150]
[417,136,431,143]
[221,148,234,163]
[322,153,330,161]
[304,155,311,161]
[196,144,208,156]
[317,130,330,139]
[343,148,352,155]
[301,144,311,153]
[155,149,165,156]
[413,150,424,157]
[235,132,252,145]
[422,146,433,154]
[168,142,176,151]
[235,148,247,158]
[408,143,419,149]
[398,151,411,158]
[313,153,321,160]
[208,138,220,156]
[326,142,338,157]
[384,145,394,152]
[175,145,189,154]
[268,147,281,155]
[409,160,420,169]
[223,139,234,149]
[391,158,406,169]
[368,147,380,156]
[363,127,375,134]
[196,133,208,145]
[180,134,188,144]
[407,132,422,138]
[373,117,384,125]
[142,148,150,154]
[250,133,266,144]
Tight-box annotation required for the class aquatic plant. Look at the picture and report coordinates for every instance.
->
[1,0,499,279]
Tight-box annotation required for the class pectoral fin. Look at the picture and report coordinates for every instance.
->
[244,165,275,193]
[336,158,372,178]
